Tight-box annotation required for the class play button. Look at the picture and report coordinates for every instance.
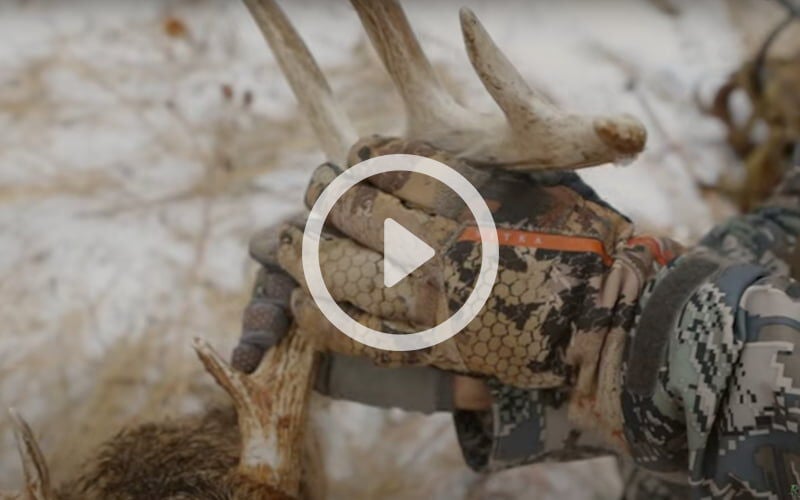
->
[383,218,435,287]
[302,154,498,351]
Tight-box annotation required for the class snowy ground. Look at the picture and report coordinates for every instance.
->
[0,0,792,498]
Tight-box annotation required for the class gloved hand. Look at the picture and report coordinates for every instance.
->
[231,227,490,413]
[235,136,682,447]
[270,135,643,393]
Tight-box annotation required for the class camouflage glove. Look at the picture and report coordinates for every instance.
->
[270,135,647,395]
[231,238,460,413]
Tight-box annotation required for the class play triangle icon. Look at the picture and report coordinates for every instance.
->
[383,218,435,287]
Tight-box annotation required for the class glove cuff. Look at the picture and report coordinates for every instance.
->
[315,353,455,413]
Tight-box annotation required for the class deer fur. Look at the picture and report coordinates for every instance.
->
[1,335,321,500]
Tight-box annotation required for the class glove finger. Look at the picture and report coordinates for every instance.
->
[290,288,432,367]
[346,136,493,220]
[277,225,446,326]
[248,211,308,268]
[231,265,296,373]
[304,162,459,254]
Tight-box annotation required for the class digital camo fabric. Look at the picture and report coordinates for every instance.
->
[454,166,800,499]
[621,165,800,498]
[453,380,614,472]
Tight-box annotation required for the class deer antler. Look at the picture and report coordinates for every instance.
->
[193,330,316,499]
[0,410,54,500]
[348,0,484,144]
[458,8,646,168]
[242,0,357,165]
[252,0,646,170]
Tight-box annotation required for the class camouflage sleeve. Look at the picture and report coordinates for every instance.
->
[618,166,800,497]
[699,164,800,276]
[452,380,615,472]
[622,255,800,497]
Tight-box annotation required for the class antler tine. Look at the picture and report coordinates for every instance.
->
[459,8,556,129]
[193,333,315,498]
[459,7,647,169]
[8,409,53,500]
[349,0,478,138]
[243,0,357,165]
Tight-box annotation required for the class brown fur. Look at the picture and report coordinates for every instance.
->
[54,407,293,500]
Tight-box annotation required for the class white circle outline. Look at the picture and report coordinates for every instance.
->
[302,154,498,351]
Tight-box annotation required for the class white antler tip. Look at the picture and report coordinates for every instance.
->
[191,336,208,351]
[459,7,486,52]
[192,337,231,373]
[459,7,476,25]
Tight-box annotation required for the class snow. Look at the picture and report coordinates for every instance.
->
[0,0,772,498]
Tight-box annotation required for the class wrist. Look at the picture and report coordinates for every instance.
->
[452,376,492,410]
[566,234,683,452]
[316,353,461,413]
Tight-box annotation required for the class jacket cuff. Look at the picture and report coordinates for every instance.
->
[452,379,554,472]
